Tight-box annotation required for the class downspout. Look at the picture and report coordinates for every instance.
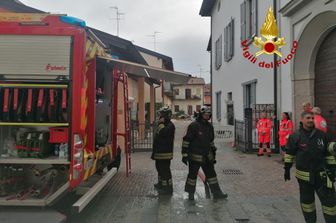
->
[210,16,213,124]
[154,83,161,121]
[273,0,279,150]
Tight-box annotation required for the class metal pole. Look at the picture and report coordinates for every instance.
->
[273,0,279,151]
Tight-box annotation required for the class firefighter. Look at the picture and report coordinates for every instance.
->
[284,111,336,223]
[278,112,293,159]
[151,106,175,195]
[312,107,328,133]
[182,105,228,201]
[257,111,272,157]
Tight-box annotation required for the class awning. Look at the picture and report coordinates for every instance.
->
[98,56,191,83]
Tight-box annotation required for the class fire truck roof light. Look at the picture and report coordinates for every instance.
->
[60,16,86,27]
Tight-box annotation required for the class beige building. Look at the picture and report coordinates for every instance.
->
[135,46,175,122]
[204,83,211,106]
[172,77,205,116]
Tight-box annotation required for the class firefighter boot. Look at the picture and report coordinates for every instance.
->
[160,186,173,195]
[266,148,272,157]
[188,192,195,201]
[213,190,228,199]
[257,148,264,156]
[154,176,162,190]
[154,183,161,190]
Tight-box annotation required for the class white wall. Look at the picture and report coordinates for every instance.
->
[209,0,336,127]
[212,0,274,124]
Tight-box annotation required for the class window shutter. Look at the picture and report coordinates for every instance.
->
[251,0,258,37]
[251,82,256,106]
[230,18,234,58]
[240,2,246,41]
[243,85,247,108]
[216,92,222,121]
[224,26,228,61]
[215,35,222,69]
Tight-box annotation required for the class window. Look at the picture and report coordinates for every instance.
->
[216,91,222,121]
[188,105,193,115]
[215,35,222,70]
[242,79,257,108]
[174,105,179,112]
[175,88,179,95]
[227,92,232,101]
[185,88,191,99]
[224,18,235,62]
[226,92,234,125]
[240,0,257,41]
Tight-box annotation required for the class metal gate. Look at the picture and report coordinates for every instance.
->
[234,104,277,152]
[130,121,154,152]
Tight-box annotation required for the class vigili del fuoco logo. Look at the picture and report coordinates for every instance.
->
[241,7,298,69]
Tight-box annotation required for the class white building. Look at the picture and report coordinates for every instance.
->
[200,0,336,136]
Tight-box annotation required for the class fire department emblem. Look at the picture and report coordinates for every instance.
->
[253,7,285,57]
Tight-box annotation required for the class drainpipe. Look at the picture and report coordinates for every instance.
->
[154,83,161,121]
[210,17,213,124]
[273,0,279,150]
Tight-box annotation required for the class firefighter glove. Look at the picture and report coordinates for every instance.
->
[327,168,336,182]
[182,157,188,166]
[211,148,217,164]
[284,167,291,181]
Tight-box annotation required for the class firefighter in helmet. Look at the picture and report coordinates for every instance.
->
[151,106,175,195]
[182,105,228,200]
[284,111,336,223]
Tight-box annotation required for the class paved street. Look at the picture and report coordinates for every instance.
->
[55,120,326,223]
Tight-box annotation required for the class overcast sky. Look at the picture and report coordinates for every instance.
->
[20,0,211,83]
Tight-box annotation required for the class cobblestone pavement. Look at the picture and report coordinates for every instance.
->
[56,120,327,223]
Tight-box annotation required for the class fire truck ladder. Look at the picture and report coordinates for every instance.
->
[113,69,131,177]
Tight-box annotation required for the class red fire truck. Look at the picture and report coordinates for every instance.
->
[0,13,189,212]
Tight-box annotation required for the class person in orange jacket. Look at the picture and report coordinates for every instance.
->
[302,102,313,112]
[257,111,272,157]
[278,112,293,159]
[312,107,328,133]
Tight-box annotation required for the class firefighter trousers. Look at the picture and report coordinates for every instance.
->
[155,160,172,190]
[298,179,336,223]
[185,160,221,194]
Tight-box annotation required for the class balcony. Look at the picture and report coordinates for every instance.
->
[163,82,173,97]
[174,94,202,100]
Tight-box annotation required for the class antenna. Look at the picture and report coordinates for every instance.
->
[110,6,125,36]
[147,31,161,51]
[197,65,209,78]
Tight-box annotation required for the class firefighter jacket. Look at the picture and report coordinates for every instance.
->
[314,114,327,133]
[285,128,336,188]
[152,120,175,160]
[182,119,216,163]
[278,119,293,146]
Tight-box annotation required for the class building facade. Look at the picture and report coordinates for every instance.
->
[172,77,205,116]
[204,83,211,106]
[200,0,336,136]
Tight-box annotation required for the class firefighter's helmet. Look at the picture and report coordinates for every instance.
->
[158,106,172,119]
[199,105,211,118]
[200,105,211,115]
